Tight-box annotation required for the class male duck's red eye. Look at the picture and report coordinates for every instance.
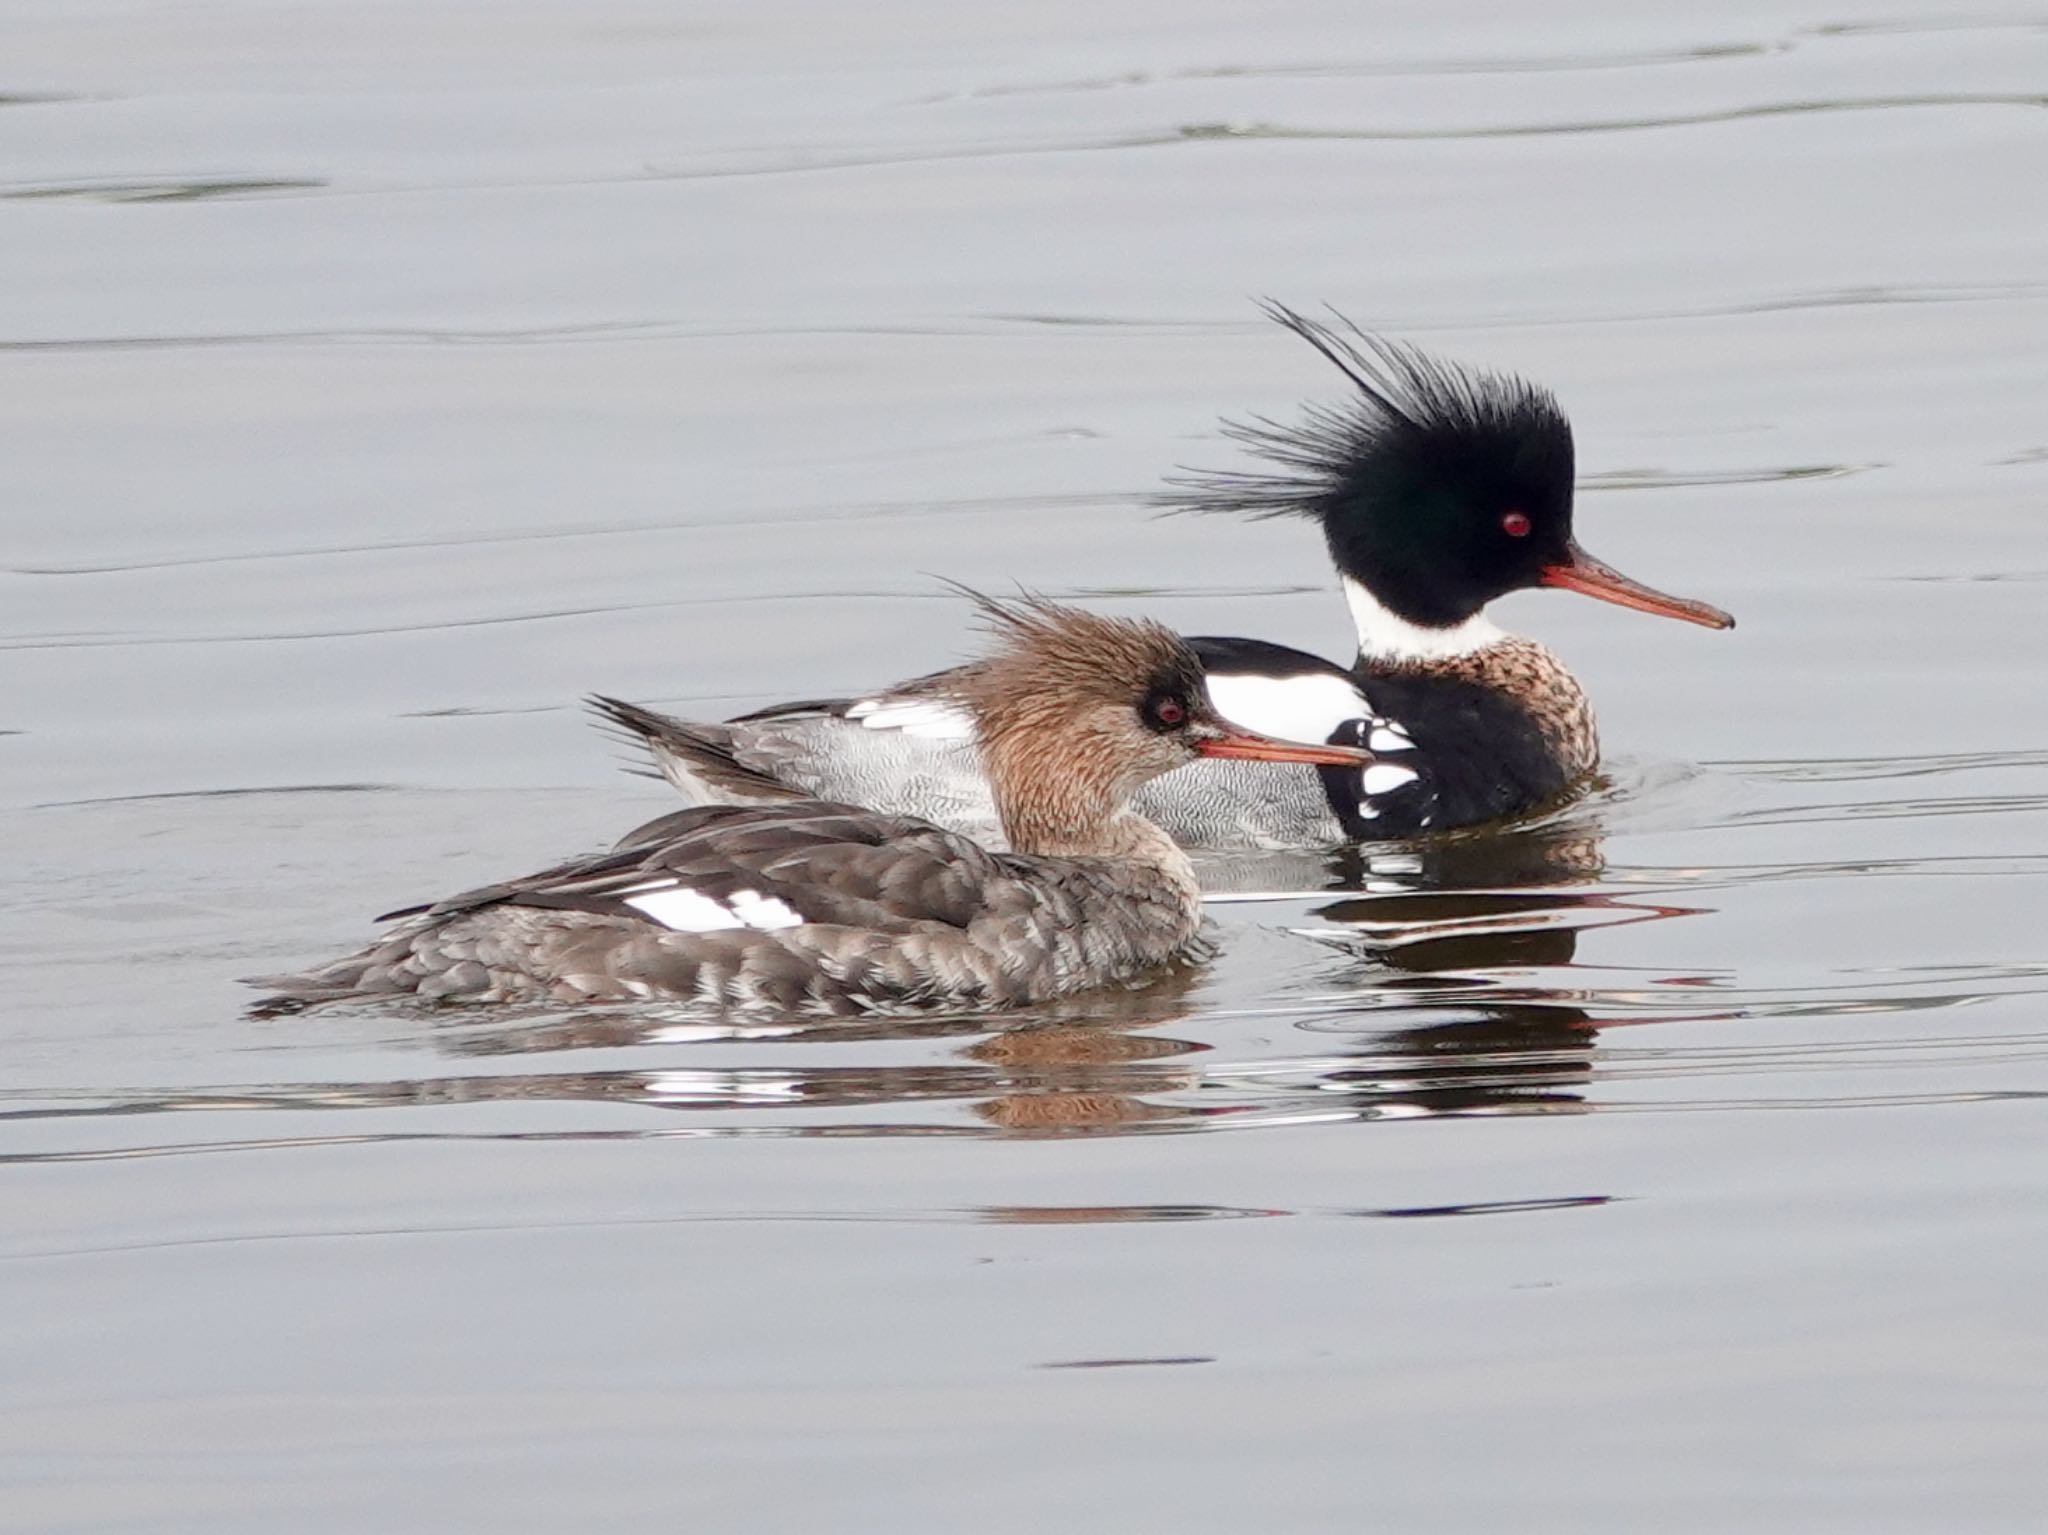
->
[1501,510,1532,538]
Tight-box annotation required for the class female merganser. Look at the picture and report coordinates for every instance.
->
[593,303,1733,850]
[249,597,1372,1015]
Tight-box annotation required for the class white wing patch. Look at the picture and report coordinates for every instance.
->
[729,888,803,930]
[624,884,804,933]
[845,696,976,740]
[1204,672,1417,761]
[1362,763,1420,796]
[1203,672,1377,745]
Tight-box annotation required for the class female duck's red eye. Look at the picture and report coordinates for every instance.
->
[1145,694,1187,731]
[1501,510,1532,538]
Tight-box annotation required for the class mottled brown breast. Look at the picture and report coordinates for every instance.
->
[1393,637,1599,778]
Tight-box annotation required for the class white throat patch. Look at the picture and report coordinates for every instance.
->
[1341,577,1504,664]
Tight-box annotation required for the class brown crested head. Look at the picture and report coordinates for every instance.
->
[953,591,1211,795]
[942,589,1374,855]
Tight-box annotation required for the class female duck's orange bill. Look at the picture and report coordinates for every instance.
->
[1539,542,1735,630]
[1196,731,1375,767]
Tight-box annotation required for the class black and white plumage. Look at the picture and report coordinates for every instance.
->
[593,636,1429,850]
[251,598,1373,1015]
[593,303,1731,849]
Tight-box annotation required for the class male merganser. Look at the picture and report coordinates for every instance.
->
[593,303,1733,850]
[249,597,1372,1015]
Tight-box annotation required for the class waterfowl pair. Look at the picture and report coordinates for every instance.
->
[595,305,1731,849]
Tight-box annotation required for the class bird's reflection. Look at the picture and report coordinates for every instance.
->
[108,808,1717,1146]
[947,807,1712,1132]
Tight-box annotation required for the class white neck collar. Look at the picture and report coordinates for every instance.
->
[1342,577,1505,663]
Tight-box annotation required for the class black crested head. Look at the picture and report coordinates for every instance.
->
[1160,301,1578,628]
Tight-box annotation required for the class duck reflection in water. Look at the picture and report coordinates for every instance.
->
[970,809,1706,1133]
[1254,809,1714,1124]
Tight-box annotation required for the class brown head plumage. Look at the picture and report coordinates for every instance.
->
[940,589,1371,856]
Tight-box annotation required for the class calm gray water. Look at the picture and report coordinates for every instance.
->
[6,2,2048,1529]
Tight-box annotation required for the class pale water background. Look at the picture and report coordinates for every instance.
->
[5,2,2048,1529]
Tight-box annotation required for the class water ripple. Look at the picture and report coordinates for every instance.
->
[10,982,2045,1160]
[1727,749,2048,783]
[633,95,2047,184]
[907,42,1780,105]
[1,1193,1629,1265]
[0,176,325,204]
[5,492,1129,578]
[1582,463,1878,492]
[6,278,2041,358]
[10,89,2032,233]
[0,582,1325,652]
[908,15,2047,106]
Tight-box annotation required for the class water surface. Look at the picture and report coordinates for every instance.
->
[5,3,2048,1529]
